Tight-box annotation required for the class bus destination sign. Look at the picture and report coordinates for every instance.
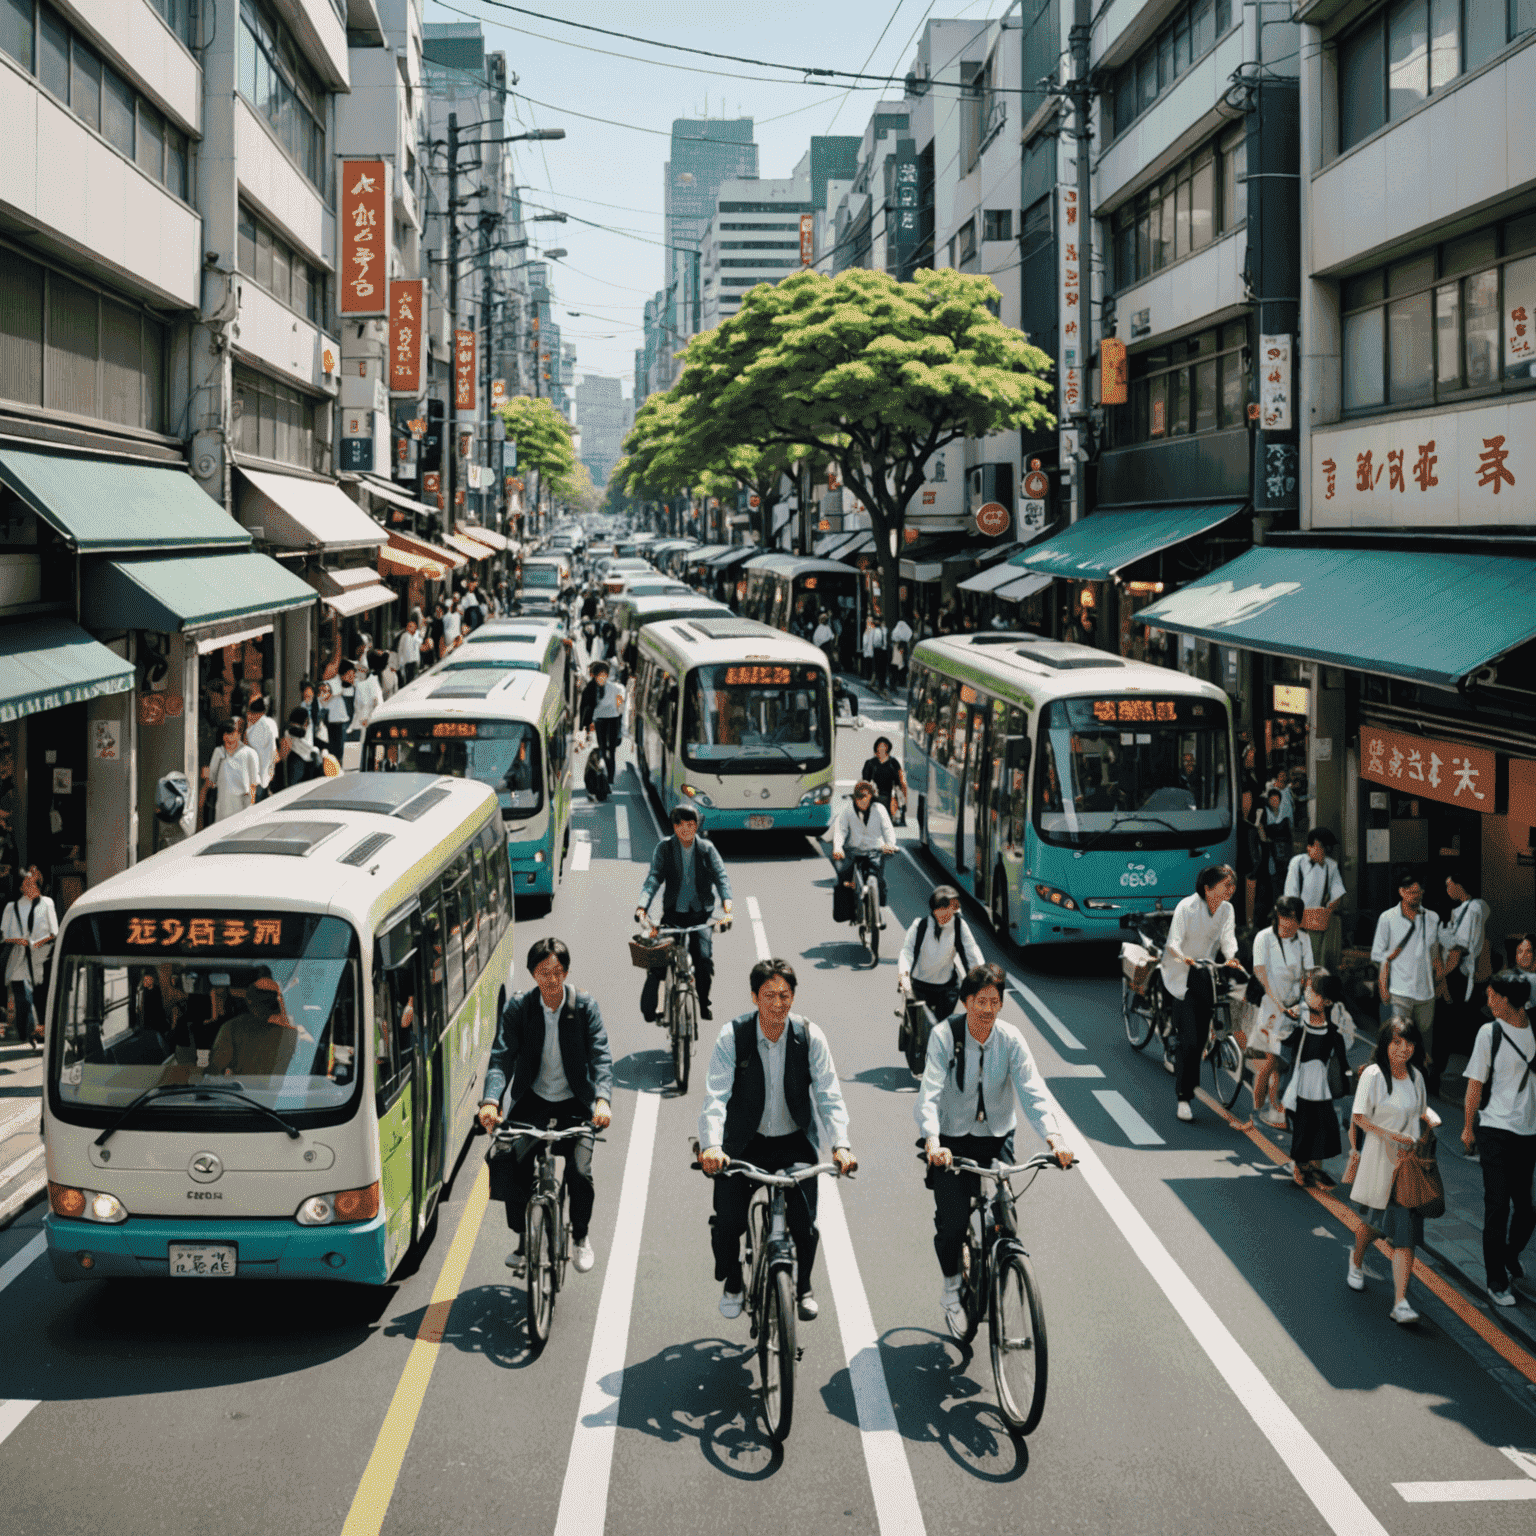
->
[111,914,290,953]
[1091,699,1191,724]
[724,666,793,685]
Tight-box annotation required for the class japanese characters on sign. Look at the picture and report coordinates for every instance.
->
[491,378,506,407]
[888,150,920,269]
[110,910,296,955]
[339,160,390,317]
[1259,333,1292,431]
[388,280,424,395]
[1100,337,1127,406]
[1360,723,1494,812]
[799,214,814,267]
[454,329,476,412]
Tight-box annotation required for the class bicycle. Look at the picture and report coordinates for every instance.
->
[493,1122,601,1351]
[693,1150,850,1444]
[921,1148,1067,1436]
[636,917,730,1093]
[837,849,886,967]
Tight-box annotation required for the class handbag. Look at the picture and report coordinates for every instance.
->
[1391,1129,1446,1218]
[1301,907,1331,932]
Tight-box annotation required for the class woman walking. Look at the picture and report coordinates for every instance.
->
[1347,1015,1439,1323]
[1244,895,1312,1130]
[1282,967,1354,1187]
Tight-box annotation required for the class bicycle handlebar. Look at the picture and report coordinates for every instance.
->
[493,1124,603,1148]
[647,918,732,938]
[914,1151,1069,1180]
[690,1159,848,1186]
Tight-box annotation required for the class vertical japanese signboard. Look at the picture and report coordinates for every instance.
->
[1259,334,1292,431]
[1100,337,1127,405]
[1058,182,1081,468]
[454,329,476,412]
[799,214,814,267]
[388,280,424,395]
[887,145,920,277]
[339,160,390,317]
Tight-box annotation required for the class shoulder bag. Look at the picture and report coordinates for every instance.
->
[1391,1075,1445,1218]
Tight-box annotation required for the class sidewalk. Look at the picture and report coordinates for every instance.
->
[0,1034,46,1230]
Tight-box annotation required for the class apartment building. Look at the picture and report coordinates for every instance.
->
[827,102,916,279]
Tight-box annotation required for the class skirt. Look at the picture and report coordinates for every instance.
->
[1289,1098,1341,1163]
[1352,1194,1424,1250]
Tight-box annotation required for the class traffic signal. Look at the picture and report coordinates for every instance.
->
[419,397,444,474]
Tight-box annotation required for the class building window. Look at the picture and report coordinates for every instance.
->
[149,0,196,49]
[238,0,328,193]
[983,209,1013,242]
[957,217,978,266]
[1341,210,1536,414]
[1113,322,1248,446]
[1110,129,1244,291]
[237,203,327,325]
[233,365,320,472]
[1338,0,1535,154]
[1112,0,1236,137]
[0,0,33,70]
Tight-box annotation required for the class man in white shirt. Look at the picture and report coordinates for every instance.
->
[319,663,356,762]
[1284,827,1347,968]
[203,719,261,825]
[243,695,279,800]
[352,653,385,737]
[1370,868,1442,1079]
[898,884,985,1023]
[1160,863,1243,1121]
[812,612,837,672]
[441,601,463,650]
[3,869,56,1047]
[889,615,913,687]
[830,781,897,911]
[1436,868,1491,1091]
[395,619,422,685]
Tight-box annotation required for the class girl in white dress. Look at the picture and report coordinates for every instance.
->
[1243,896,1312,1129]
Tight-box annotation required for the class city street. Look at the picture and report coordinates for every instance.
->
[1,700,1533,1536]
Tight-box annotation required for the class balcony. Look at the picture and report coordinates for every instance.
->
[1110,230,1246,346]
[236,97,328,263]
[233,280,339,395]
[68,0,201,131]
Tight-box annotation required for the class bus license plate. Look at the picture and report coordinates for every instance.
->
[747,814,775,830]
[168,1243,237,1277]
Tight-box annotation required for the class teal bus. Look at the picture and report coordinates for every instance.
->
[905,633,1236,946]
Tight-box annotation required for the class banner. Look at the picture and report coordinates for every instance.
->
[1360,723,1494,812]
[388,280,424,395]
[1101,337,1127,405]
[339,160,390,316]
[1259,334,1292,431]
[454,329,476,411]
[799,214,814,267]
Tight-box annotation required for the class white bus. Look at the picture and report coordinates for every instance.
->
[633,616,838,832]
[42,773,514,1285]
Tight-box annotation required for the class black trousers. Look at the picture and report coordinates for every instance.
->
[640,909,713,1016]
[911,977,960,1027]
[327,721,348,761]
[1172,990,1212,1104]
[927,1131,1014,1277]
[1478,1126,1536,1292]
[711,1130,819,1295]
[502,1094,596,1242]
[401,661,418,685]
[834,848,888,907]
[593,716,621,779]
[873,648,890,689]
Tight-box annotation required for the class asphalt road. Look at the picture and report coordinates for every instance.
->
[2,691,1534,1536]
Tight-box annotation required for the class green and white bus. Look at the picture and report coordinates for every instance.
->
[42,773,513,1284]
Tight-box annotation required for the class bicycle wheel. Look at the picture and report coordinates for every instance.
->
[758,1267,797,1443]
[990,1249,1048,1435]
[1209,1031,1245,1109]
[864,882,881,967]
[672,985,695,1093]
[954,1216,983,1345]
[525,1202,556,1349]
[553,1184,570,1292]
[1122,978,1154,1050]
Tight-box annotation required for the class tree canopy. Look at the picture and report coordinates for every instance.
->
[496,394,578,505]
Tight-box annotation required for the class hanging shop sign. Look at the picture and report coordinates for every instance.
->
[388,280,425,395]
[1259,333,1292,431]
[1360,722,1495,812]
[339,160,390,316]
[799,214,814,266]
[1100,337,1128,405]
[974,501,1011,538]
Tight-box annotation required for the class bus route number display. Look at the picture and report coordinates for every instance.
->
[432,721,478,737]
[1093,699,1180,724]
[119,915,288,951]
[725,666,791,686]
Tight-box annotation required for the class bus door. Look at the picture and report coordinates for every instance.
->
[955,694,991,875]
[415,881,450,1230]
[376,903,428,1259]
[991,705,1031,930]
[968,698,1009,901]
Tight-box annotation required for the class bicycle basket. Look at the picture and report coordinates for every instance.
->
[1120,942,1158,995]
[628,933,670,970]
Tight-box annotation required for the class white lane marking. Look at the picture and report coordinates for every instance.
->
[1006,974,1085,1050]
[0,1233,45,1295]
[819,1179,928,1536]
[0,1398,40,1450]
[1092,1090,1166,1146]
[0,1143,44,1186]
[745,896,771,962]
[551,1088,661,1536]
[613,804,630,861]
[1394,1482,1536,1503]
[570,830,592,873]
[0,1101,40,1139]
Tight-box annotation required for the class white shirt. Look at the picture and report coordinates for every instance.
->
[1251,926,1314,1023]
[208,743,260,820]
[442,610,463,642]
[396,630,421,667]
[352,673,383,731]
[861,626,885,657]
[1370,904,1439,1002]
[592,680,623,721]
[532,988,573,1101]
[914,1018,1061,1142]
[323,681,353,723]
[831,799,894,856]
[1440,897,1489,993]
[3,894,57,986]
[1466,1019,1536,1137]
[244,714,279,788]
[812,623,834,648]
[1159,891,1238,1001]
[379,665,399,700]
[890,620,913,647]
[1284,853,1345,910]
[899,912,983,987]
[697,1014,851,1151]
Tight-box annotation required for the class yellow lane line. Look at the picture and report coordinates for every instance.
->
[340,1167,491,1536]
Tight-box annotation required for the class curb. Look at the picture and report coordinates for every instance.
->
[1414,1233,1536,1358]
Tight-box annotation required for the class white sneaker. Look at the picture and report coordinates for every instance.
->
[504,1250,525,1274]
[719,1287,745,1319]
[1261,1108,1289,1129]
[1489,1287,1517,1308]
[1346,1258,1365,1292]
[941,1277,966,1337]
[573,1239,595,1274]
[1390,1299,1420,1325]
[1176,1101,1194,1122]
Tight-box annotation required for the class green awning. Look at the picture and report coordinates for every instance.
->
[1009,502,1246,580]
[82,552,317,634]
[0,448,251,553]
[1132,545,1536,688]
[0,619,133,723]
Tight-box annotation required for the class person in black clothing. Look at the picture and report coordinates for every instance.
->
[578,662,624,782]
[580,586,600,622]
[861,736,908,825]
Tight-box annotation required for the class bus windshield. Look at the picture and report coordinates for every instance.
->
[51,912,360,1123]
[683,663,831,773]
[522,564,561,589]
[364,721,542,816]
[1033,695,1232,849]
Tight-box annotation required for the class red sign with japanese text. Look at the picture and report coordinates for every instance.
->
[799,214,814,267]
[339,160,390,316]
[454,329,476,412]
[1360,724,1494,812]
[1100,337,1127,405]
[389,280,424,395]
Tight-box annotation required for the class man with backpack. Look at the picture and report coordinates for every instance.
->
[635,804,732,1022]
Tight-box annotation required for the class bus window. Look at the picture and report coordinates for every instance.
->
[1004,706,1031,846]
[373,933,415,1108]
[932,677,958,768]
[366,722,543,819]
[443,849,476,1000]
[420,881,447,1041]
[681,664,832,772]
[469,841,493,973]
[478,821,507,944]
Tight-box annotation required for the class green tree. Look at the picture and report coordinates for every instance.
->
[496,395,577,523]
[672,266,1054,621]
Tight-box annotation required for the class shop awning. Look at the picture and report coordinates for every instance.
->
[442,530,495,561]
[706,545,759,570]
[459,523,509,551]
[1132,545,1536,688]
[0,447,250,552]
[959,559,1034,594]
[81,551,318,634]
[317,567,396,619]
[834,531,877,563]
[237,467,387,553]
[358,475,436,514]
[0,618,133,723]
[1009,502,1246,580]
[900,532,991,582]
[378,544,446,581]
[994,571,1054,604]
[389,529,466,571]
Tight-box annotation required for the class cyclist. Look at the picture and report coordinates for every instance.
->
[636,802,732,1022]
[698,958,858,1323]
[477,937,613,1276]
[1160,863,1244,1123]
[898,885,985,1025]
[830,780,897,915]
[861,736,908,826]
[916,962,1074,1336]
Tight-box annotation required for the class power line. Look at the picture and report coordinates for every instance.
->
[826,0,927,134]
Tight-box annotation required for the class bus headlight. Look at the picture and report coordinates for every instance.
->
[799,785,832,807]
[680,786,714,807]
[1033,884,1080,912]
[49,1182,128,1224]
[296,1183,380,1226]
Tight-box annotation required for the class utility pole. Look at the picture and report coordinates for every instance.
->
[445,111,459,536]
[1069,0,1093,528]
[480,209,494,529]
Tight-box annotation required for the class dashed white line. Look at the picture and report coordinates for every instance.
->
[0,1101,40,1139]
[613,804,630,861]
[1006,974,1085,1050]
[1091,1089,1166,1146]
[745,897,771,962]
[0,1233,44,1295]
[0,1143,44,1187]
[570,831,592,872]
[0,1398,40,1450]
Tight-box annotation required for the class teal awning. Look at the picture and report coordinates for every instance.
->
[0,618,133,723]
[82,552,317,634]
[0,448,251,553]
[1133,545,1536,687]
[1010,503,1246,580]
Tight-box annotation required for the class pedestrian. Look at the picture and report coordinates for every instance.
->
[295,679,319,746]
[1370,868,1443,1091]
[396,618,422,685]
[860,614,881,682]
[318,663,356,764]
[1284,828,1346,970]
[1460,972,1536,1307]
[243,694,279,803]
[890,613,913,690]
[441,597,463,652]
[202,718,260,825]
[1244,895,1313,1131]
[1281,967,1353,1187]
[461,581,482,633]
[276,707,322,788]
[578,661,624,782]
[861,735,908,827]
[1434,868,1490,1089]
[1346,1014,1438,1323]
[1251,788,1290,924]
[1513,933,1536,1002]
[812,610,837,673]
[1267,764,1296,826]
[378,647,399,701]
[426,602,446,663]
[2,867,56,1049]
[354,652,386,737]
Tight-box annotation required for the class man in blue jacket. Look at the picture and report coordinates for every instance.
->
[478,937,612,1275]
[636,803,733,1021]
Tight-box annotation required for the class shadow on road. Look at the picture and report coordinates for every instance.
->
[848,1065,919,1095]
[384,1282,538,1371]
[612,1049,676,1094]
[799,940,886,972]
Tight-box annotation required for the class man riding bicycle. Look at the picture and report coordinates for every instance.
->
[637,802,732,1021]
[830,780,896,915]
[698,958,858,1323]
[898,884,985,1024]
[916,963,1074,1336]
[477,937,613,1276]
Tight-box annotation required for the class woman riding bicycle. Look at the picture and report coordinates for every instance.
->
[916,963,1074,1336]
[898,884,985,1025]
[830,780,896,916]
